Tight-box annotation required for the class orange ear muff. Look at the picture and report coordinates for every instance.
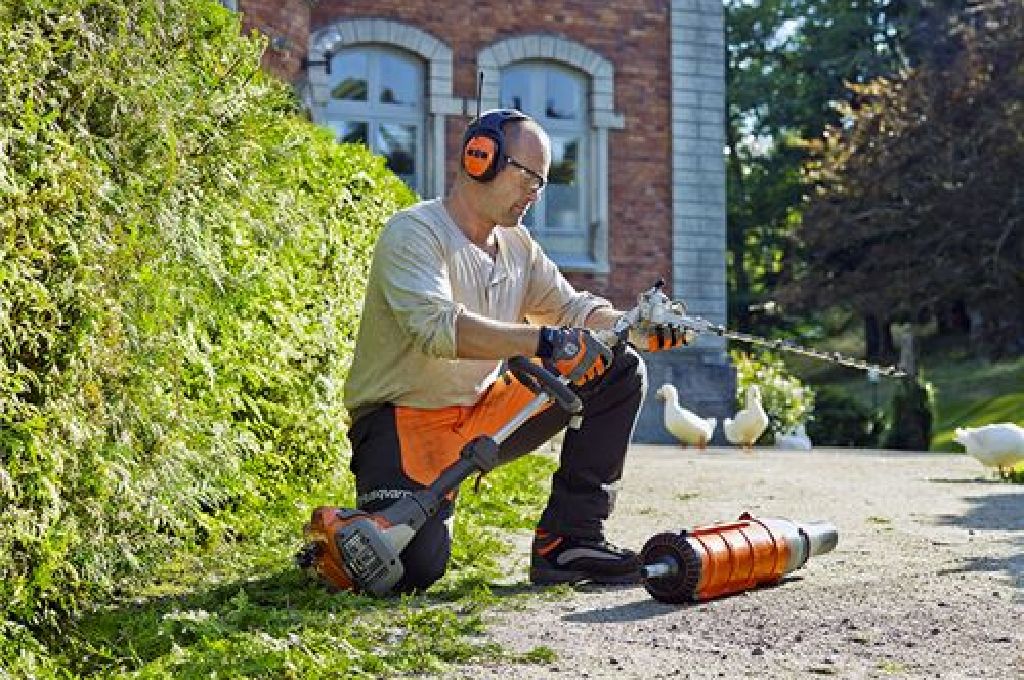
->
[463,135,497,179]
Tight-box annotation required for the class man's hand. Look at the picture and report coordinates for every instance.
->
[636,324,695,352]
[536,327,614,386]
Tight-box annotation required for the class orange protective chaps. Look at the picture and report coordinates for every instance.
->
[346,345,646,592]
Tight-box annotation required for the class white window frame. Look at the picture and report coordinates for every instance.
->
[477,36,624,273]
[304,20,460,200]
[324,46,426,195]
[501,62,590,265]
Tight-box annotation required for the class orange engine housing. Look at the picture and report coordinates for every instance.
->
[301,506,392,593]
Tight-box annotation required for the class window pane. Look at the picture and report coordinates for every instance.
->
[330,52,368,100]
[379,53,421,107]
[545,70,581,120]
[501,69,530,111]
[377,123,417,185]
[330,120,368,145]
[550,137,579,185]
[546,137,581,229]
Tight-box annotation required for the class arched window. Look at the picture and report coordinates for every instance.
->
[501,62,589,263]
[479,35,622,273]
[324,46,426,194]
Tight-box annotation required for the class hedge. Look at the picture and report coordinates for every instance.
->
[0,0,415,626]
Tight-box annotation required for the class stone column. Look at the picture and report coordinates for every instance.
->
[633,0,735,444]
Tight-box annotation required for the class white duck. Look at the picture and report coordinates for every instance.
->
[775,423,812,451]
[953,423,1024,476]
[724,385,769,451]
[655,384,716,449]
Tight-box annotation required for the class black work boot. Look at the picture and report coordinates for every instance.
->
[529,528,640,585]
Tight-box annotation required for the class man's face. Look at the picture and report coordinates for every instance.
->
[487,127,550,228]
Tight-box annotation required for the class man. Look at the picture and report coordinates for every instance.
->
[342,109,685,593]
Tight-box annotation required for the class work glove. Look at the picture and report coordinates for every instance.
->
[633,324,695,352]
[536,326,614,386]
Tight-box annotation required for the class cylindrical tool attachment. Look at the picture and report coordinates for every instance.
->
[639,513,839,604]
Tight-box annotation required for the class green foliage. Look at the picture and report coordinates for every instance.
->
[884,376,935,451]
[0,0,415,630]
[725,0,920,334]
[730,351,814,442]
[785,0,1023,355]
[806,386,885,447]
[1,454,556,678]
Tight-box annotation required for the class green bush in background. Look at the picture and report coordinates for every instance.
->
[0,0,414,629]
[806,386,885,447]
[884,376,934,451]
[730,350,814,443]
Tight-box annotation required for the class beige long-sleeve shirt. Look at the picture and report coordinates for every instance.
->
[343,198,611,419]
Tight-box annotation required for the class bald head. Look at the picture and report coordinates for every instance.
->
[504,117,549,153]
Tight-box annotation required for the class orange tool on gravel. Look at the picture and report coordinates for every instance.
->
[639,513,838,603]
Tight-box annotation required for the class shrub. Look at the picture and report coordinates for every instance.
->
[883,376,934,450]
[730,351,815,443]
[0,0,415,625]
[806,386,886,447]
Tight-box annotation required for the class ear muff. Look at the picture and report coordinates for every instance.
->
[463,135,498,179]
[461,109,530,183]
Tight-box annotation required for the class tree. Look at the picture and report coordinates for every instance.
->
[782,0,1023,357]
[725,0,930,335]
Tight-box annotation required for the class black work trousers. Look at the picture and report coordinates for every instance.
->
[346,345,647,592]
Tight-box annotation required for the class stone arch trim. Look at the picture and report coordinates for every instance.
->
[306,19,457,113]
[305,19,460,198]
[476,34,624,129]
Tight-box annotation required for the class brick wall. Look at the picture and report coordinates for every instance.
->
[241,0,674,310]
[238,0,310,82]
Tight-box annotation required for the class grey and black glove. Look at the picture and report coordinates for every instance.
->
[536,327,614,386]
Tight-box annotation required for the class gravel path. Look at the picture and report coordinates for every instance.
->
[443,445,1023,679]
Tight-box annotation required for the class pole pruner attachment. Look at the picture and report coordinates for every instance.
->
[607,279,906,378]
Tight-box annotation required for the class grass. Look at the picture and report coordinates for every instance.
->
[926,358,1024,450]
[9,330,1020,677]
[13,453,559,679]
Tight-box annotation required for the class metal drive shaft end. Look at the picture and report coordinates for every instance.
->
[799,520,839,559]
[639,531,702,604]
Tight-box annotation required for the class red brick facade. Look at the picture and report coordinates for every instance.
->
[239,0,673,309]
[238,0,310,81]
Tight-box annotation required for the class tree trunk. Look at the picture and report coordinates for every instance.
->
[865,313,881,361]
[880,317,897,363]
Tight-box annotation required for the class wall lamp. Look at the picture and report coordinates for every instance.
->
[302,51,333,74]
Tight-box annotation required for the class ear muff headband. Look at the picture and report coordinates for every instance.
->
[461,109,530,182]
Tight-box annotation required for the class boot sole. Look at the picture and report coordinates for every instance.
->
[529,566,639,586]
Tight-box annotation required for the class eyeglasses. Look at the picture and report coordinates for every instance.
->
[504,155,547,192]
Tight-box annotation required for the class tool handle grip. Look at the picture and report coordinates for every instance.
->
[507,356,582,414]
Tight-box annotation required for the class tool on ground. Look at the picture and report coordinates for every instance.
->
[608,280,906,377]
[296,357,582,596]
[639,512,838,603]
